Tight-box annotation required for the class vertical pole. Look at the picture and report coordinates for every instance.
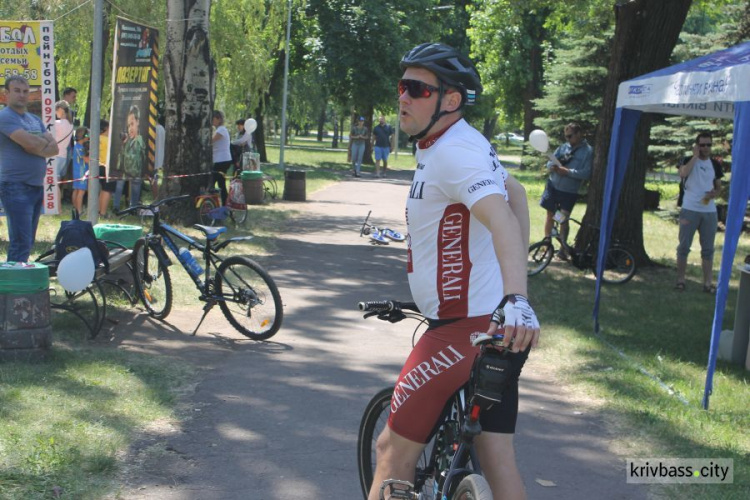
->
[87,0,104,224]
[279,0,292,171]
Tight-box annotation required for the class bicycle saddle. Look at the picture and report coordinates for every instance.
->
[193,224,227,240]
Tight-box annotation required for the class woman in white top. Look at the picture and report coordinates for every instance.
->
[54,100,74,178]
[211,110,233,205]
[54,100,74,206]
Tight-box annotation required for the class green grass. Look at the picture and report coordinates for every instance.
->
[513,168,750,498]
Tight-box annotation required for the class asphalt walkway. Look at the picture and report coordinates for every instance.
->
[113,171,647,499]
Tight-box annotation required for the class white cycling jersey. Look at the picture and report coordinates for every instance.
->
[406,119,509,320]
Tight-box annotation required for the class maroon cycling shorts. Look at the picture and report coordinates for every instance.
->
[387,315,530,443]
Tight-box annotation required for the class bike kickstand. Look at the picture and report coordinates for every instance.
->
[191,301,216,336]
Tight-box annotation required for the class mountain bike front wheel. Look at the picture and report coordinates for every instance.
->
[452,474,492,500]
[528,240,554,276]
[595,245,636,284]
[132,239,173,319]
[215,256,283,340]
[198,198,217,226]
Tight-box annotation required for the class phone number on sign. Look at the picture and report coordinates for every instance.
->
[2,68,39,81]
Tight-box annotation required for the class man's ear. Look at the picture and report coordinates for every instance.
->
[443,90,463,112]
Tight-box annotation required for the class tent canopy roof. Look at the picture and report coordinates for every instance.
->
[616,40,750,119]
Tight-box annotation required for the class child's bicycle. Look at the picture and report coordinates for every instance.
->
[195,171,248,227]
[117,195,283,340]
[359,210,406,245]
[357,300,507,500]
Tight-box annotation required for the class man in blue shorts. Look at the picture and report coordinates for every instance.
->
[0,76,59,262]
[372,115,393,177]
[539,122,592,258]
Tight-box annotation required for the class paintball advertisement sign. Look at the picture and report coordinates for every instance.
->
[107,17,158,181]
[0,20,57,215]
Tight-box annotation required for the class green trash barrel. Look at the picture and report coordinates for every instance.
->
[0,262,51,361]
[283,170,306,202]
[241,170,265,205]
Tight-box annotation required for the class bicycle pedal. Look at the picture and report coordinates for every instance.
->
[380,479,416,500]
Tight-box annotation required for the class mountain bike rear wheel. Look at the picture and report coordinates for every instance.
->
[452,474,492,500]
[596,245,636,284]
[132,239,173,319]
[215,256,283,340]
[528,240,554,276]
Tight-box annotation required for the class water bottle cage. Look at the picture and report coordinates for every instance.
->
[470,348,511,407]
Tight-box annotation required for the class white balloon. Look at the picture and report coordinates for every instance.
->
[529,129,550,153]
[244,118,257,134]
[57,247,95,293]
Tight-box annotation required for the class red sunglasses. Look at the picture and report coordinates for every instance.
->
[398,79,439,99]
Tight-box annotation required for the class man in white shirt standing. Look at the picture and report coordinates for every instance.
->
[676,131,724,293]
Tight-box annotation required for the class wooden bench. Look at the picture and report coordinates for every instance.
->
[36,242,136,338]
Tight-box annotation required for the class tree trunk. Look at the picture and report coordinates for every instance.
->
[363,105,374,165]
[317,105,326,142]
[331,111,339,148]
[162,0,214,224]
[578,0,692,266]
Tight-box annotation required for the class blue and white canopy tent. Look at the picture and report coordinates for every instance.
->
[593,41,750,410]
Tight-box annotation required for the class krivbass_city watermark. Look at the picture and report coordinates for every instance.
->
[626,458,733,484]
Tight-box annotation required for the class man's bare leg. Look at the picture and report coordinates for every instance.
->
[368,426,424,500]
[476,432,526,500]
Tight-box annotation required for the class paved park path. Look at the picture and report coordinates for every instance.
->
[112,172,648,499]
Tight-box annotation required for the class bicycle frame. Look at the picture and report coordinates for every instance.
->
[137,196,252,294]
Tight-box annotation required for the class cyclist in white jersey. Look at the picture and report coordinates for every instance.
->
[368,43,540,500]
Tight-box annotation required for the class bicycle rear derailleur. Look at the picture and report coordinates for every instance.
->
[380,479,417,499]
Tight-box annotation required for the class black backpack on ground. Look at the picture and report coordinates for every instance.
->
[54,210,109,273]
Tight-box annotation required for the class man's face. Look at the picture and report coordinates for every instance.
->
[399,67,440,137]
[565,127,582,147]
[6,80,30,112]
[379,116,386,126]
[697,136,712,160]
[64,91,77,105]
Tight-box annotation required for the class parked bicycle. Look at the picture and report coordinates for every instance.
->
[527,211,636,284]
[117,195,283,340]
[357,300,508,500]
[195,171,248,227]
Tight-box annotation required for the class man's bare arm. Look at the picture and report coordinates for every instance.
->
[9,129,58,158]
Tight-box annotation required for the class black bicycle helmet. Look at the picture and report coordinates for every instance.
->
[401,43,482,106]
[400,43,482,140]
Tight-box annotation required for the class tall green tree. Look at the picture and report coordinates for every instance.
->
[306,0,436,158]
[579,0,694,264]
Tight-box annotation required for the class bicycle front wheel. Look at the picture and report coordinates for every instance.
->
[358,388,392,499]
[358,387,448,500]
[597,245,636,284]
[198,198,217,226]
[132,239,173,319]
[231,206,248,226]
[215,256,283,340]
[452,474,492,500]
[528,240,554,276]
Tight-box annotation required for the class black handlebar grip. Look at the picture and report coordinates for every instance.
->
[358,300,395,312]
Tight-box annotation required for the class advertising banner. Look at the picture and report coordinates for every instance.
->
[107,17,158,184]
[0,20,57,215]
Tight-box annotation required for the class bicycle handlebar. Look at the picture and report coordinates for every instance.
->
[358,300,420,313]
[115,194,191,217]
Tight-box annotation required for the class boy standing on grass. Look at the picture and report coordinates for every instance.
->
[71,127,89,215]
